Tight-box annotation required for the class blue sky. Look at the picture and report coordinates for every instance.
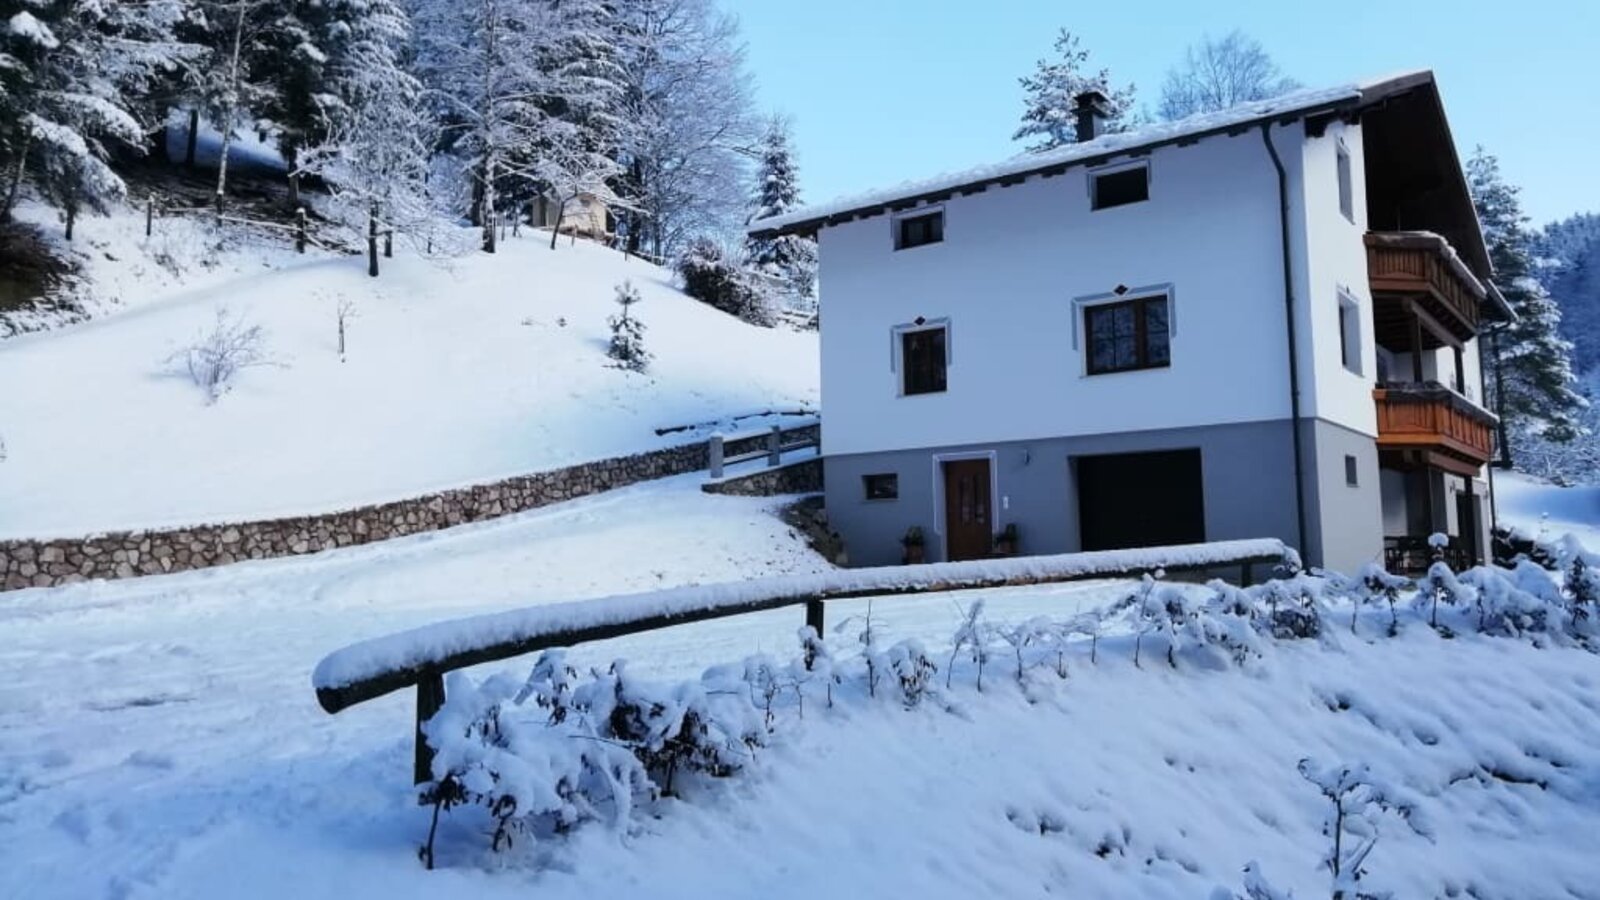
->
[730,0,1597,227]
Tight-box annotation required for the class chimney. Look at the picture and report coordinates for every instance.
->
[1073,90,1110,143]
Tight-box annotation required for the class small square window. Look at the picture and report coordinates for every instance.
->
[1345,455,1359,487]
[1091,165,1149,210]
[1084,295,1170,375]
[1336,144,1354,223]
[900,326,947,395]
[863,473,899,500]
[1338,295,1362,375]
[895,210,943,250]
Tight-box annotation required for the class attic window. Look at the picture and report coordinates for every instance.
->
[1090,164,1149,210]
[895,210,944,250]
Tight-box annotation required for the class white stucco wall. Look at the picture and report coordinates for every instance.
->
[1295,119,1378,437]
[816,125,1307,457]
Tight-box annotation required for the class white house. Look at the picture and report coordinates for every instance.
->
[748,70,1511,574]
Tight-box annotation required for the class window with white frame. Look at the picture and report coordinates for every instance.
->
[1337,142,1354,223]
[1090,162,1150,211]
[894,321,949,395]
[1338,293,1362,375]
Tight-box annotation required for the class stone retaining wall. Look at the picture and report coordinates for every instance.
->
[702,457,823,497]
[0,424,820,592]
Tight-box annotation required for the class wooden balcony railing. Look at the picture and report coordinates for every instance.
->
[1366,232,1486,341]
[1373,383,1495,475]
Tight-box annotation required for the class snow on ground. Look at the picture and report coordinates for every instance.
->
[3,467,1598,898]
[0,207,817,538]
[1496,469,1600,549]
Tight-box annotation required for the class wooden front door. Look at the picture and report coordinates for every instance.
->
[942,458,993,561]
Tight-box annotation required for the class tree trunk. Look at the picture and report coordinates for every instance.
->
[214,6,249,214]
[64,204,76,241]
[2,128,32,223]
[152,121,172,164]
[286,148,301,209]
[368,204,379,277]
[1490,327,1513,467]
[185,109,200,167]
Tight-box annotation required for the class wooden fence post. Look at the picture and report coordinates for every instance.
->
[1240,561,1254,587]
[295,207,307,254]
[145,192,154,237]
[384,229,393,259]
[708,434,724,479]
[805,598,825,639]
[414,672,445,785]
[767,425,781,467]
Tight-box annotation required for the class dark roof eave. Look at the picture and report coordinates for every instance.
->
[748,100,1362,241]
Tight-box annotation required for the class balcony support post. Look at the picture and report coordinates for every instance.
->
[1410,310,1425,383]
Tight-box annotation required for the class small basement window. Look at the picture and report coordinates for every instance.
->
[900,325,948,395]
[1090,164,1149,210]
[863,473,899,500]
[1085,295,1169,375]
[1345,455,1359,487]
[895,210,944,250]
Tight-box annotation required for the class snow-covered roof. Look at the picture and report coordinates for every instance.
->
[750,71,1433,238]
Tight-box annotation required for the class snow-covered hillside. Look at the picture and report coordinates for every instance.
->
[0,208,816,538]
[2,470,1596,900]
[1498,470,1600,548]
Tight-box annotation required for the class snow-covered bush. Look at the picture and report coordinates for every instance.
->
[676,237,774,327]
[419,657,764,867]
[797,625,836,707]
[1457,563,1571,641]
[1417,560,1475,631]
[886,639,938,708]
[606,281,650,373]
[1356,563,1411,637]
[1297,758,1418,900]
[948,600,993,689]
[1257,574,1327,640]
[167,306,270,404]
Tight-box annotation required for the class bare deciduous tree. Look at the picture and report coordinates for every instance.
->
[1158,30,1299,121]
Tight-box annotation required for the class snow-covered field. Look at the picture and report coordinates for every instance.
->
[0,205,816,538]
[2,469,1597,899]
[1497,469,1600,548]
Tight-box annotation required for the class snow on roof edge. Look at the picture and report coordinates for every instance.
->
[751,81,1388,236]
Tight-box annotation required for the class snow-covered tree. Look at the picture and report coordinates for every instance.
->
[1468,148,1587,461]
[1158,30,1299,120]
[610,0,756,258]
[744,116,815,307]
[0,1,198,232]
[296,0,453,263]
[1534,213,1600,377]
[1012,29,1137,152]
[411,0,623,253]
[607,280,649,371]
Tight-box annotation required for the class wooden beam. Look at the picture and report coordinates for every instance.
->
[1406,298,1463,351]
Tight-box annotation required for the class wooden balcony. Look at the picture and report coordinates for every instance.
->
[1373,383,1496,477]
[1367,232,1486,348]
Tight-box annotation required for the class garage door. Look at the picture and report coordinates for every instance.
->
[1076,449,1205,552]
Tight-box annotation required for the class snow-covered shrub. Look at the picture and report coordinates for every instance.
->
[1417,560,1475,631]
[842,599,887,698]
[948,599,992,689]
[419,658,764,867]
[1357,563,1411,637]
[742,654,783,730]
[1257,574,1327,640]
[1194,582,1266,666]
[167,306,270,404]
[1458,564,1570,641]
[676,237,774,327]
[886,639,938,708]
[797,625,836,707]
[1212,861,1294,900]
[996,616,1057,682]
[1297,758,1418,900]
[606,281,650,373]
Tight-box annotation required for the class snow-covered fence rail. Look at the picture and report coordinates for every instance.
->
[311,538,1290,783]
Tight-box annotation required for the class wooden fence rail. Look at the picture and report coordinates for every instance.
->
[311,539,1290,784]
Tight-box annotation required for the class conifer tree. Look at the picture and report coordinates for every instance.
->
[1013,29,1137,152]
[744,116,816,307]
[1467,147,1586,462]
[607,280,649,372]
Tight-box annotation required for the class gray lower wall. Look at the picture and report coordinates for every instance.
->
[1300,418,1385,574]
[825,419,1319,569]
